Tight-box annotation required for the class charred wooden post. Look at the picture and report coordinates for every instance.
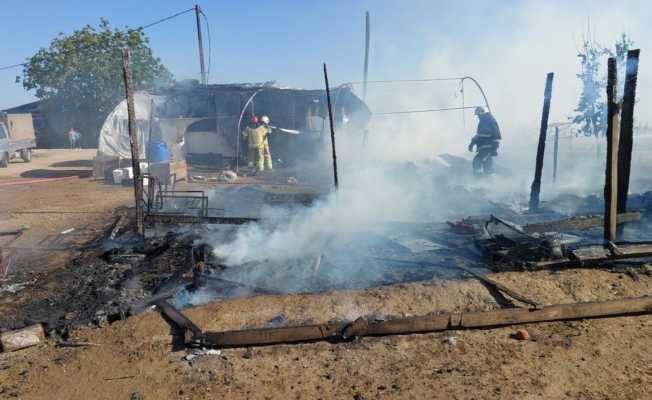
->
[616,49,640,216]
[195,4,207,85]
[122,48,144,236]
[553,125,559,183]
[604,57,620,243]
[323,63,339,189]
[529,72,554,212]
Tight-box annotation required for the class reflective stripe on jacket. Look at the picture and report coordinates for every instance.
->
[248,125,271,148]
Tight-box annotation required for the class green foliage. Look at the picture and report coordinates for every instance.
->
[22,19,173,144]
[571,34,633,137]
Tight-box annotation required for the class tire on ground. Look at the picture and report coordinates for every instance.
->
[0,152,8,168]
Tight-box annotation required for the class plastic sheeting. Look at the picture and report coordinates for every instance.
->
[97,92,164,159]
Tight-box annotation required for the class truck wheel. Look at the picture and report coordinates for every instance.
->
[0,153,8,168]
[20,149,32,162]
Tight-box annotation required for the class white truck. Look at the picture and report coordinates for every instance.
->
[0,113,36,167]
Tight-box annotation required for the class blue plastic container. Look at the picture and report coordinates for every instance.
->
[149,140,170,164]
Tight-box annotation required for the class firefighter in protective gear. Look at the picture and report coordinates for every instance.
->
[248,115,273,172]
[243,115,259,167]
[468,106,501,176]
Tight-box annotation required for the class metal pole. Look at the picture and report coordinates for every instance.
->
[362,11,370,101]
[323,63,339,190]
[195,4,207,85]
[122,48,144,236]
[360,12,371,147]
[461,76,491,113]
[553,125,559,184]
[604,57,619,243]
[529,72,554,212]
[617,49,640,215]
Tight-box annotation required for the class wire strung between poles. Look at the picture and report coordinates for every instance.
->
[344,77,466,85]
[372,105,482,116]
[137,7,195,30]
[0,7,196,71]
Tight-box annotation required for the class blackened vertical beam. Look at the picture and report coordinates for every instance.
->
[122,48,144,236]
[553,126,559,184]
[195,4,207,85]
[323,63,339,190]
[363,11,370,101]
[529,72,554,212]
[604,57,619,243]
[616,49,640,214]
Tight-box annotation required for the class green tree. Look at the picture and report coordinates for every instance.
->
[571,34,633,137]
[22,19,173,146]
[572,39,610,137]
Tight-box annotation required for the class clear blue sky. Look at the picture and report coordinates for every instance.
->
[0,0,520,109]
[1,0,651,133]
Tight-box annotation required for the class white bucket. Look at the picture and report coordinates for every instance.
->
[122,167,134,179]
[112,169,125,185]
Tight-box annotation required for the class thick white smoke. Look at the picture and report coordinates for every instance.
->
[204,1,652,289]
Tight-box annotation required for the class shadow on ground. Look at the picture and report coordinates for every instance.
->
[50,160,95,168]
[20,169,92,179]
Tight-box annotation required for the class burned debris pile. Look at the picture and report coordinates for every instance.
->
[3,177,652,345]
[0,221,201,336]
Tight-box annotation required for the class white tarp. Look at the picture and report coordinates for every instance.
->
[97,92,164,159]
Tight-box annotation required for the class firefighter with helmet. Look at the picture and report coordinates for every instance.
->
[258,115,273,171]
[468,106,501,176]
[246,115,273,173]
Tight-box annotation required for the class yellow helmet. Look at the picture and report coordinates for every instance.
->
[261,115,270,124]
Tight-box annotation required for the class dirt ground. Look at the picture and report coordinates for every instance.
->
[1,150,651,399]
[1,269,651,400]
[0,149,132,329]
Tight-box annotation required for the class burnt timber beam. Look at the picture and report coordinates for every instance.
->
[156,296,652,349]
[144,213,258,225]
[153,300,203,341]
[122,48,145,236]
[617,49,640,216]
[529,72,554,212]
[604,57,620,243]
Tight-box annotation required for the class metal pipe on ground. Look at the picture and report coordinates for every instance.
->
[157,296,652,348]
